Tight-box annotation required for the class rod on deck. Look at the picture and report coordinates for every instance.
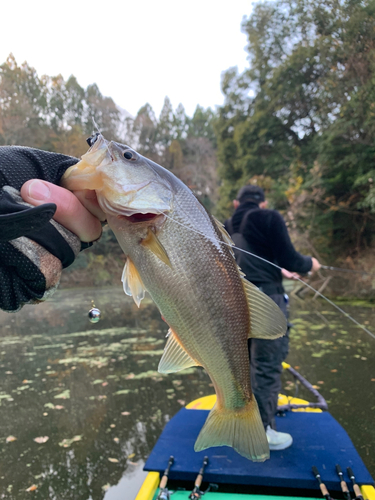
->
[336,464,351,500]
[157,456,174,500]
[189,456,209,499]
[312,466,332,500]
[347,467,364,500]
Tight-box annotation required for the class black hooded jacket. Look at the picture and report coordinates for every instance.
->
[224,201,312,289]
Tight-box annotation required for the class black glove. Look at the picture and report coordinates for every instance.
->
[0,146,88,312]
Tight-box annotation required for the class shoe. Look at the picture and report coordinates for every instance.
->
[266,425,293,451]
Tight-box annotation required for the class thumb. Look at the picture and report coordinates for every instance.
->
[21,180,102,242]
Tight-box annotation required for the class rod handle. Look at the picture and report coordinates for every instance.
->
[195,456,209,488]
[341,481,349,493]
[353,484,362,498]
[159,475,168,489]
[159,456,174,489]
[195,473,204,489]
[320,483,329,497]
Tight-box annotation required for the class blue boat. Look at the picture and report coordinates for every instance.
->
[135,364,375,500]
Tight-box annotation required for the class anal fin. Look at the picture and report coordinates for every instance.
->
[158,328,200,373]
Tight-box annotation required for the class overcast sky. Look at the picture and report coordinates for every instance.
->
[0,1,252,118]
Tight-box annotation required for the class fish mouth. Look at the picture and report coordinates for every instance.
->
[98,195,167,222]
[79,190,166,224]
[119,212,162,223]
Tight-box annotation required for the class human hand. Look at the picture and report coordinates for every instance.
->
[20,180,102,243]
[310,257,321,274]
[0,145,103,312]
[281,268,301,280]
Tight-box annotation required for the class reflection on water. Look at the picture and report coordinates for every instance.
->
[0,286,374,499]
[0,287,211,500]
[285,297,375,476]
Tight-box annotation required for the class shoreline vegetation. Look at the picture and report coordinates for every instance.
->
[2,0,375,296]
[59,227,375,300]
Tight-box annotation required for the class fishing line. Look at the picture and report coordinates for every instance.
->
[92,118,102,137]
[157,210,375,341]
[90,124,113,160]
[86,132,373,337]
[321,265,375,277]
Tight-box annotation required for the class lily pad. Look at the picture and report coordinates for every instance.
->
[34,436,49,444]
[59,435,82,447]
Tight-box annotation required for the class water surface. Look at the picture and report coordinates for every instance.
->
[0,286,373,499]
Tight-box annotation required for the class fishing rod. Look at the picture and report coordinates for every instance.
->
[159,209,375,341]
[189,456,210,499]
[321,265,375,277]
[335,464,351,500]
[312,466,333,500]
[157,456,174,500]
[347,467,364,500]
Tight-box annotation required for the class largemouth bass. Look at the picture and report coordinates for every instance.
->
[62,134,287,461]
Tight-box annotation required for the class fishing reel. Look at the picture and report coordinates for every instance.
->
[157,487,173,500]
[188,483,218,499]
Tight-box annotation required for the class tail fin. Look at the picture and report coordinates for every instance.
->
[194,397,269,462]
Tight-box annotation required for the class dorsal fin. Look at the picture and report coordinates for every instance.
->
[158,328,200,374]
[243,279,287,339]
[212,216,235,257]
[121,257,146,307]
[141,228,172,268]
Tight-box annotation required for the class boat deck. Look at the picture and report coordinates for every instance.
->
[144,407,374,495]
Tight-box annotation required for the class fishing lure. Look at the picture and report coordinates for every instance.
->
[88,301,101,323]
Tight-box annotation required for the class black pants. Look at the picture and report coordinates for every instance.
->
[248,293,289,430]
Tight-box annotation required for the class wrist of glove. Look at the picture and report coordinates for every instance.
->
[0,146,92,312]
[0,187,81,312]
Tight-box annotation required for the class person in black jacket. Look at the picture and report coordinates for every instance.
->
[0,145,104,312]
[225,184,321,450]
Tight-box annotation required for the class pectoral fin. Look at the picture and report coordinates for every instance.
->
[141,228,172,267]
[243,279,287,339]
[121,257,145,307]
[158,329,200,373]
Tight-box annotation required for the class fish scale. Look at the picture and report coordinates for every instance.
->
[61,134,287,461]
[109,208,251,407]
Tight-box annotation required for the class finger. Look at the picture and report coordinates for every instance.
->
[73,190,107,221]
[21,180,102,242]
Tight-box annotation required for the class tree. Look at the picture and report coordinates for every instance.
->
[0,54,125,155]
[132,103,159,160]
[173,103,189,140]
[182,136,219,209]
[84,83,120,139]
[188,105,217,146]
[157,96,174,147]
[0,54,47,146]
[215,0,375,256]
[0,54,220,211]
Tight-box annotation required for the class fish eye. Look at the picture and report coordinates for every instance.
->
[123,151,133,160]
